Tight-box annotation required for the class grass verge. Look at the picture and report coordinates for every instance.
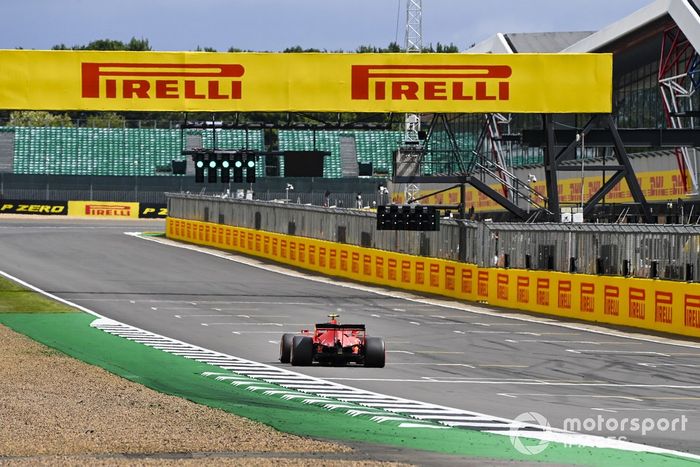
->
[0,276,77,313]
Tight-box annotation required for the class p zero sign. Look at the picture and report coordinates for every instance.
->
[0,51,611,113]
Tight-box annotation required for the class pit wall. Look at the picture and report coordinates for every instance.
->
[167,217,700,339]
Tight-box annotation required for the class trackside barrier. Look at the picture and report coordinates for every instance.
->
[167,216,700,339]
[0,199,167,218]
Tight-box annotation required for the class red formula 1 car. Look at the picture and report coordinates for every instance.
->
[279,314,385,367]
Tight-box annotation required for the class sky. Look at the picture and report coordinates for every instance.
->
[0,0,654,52]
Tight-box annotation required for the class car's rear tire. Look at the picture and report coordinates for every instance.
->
[279,333,295,363]
[364,337,385,368]
[291,336,314,366]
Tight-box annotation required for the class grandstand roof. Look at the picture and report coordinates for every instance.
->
[467,0,700,63]
[467,31,593,53]
[506,32,594,53]
[563,0,700,52]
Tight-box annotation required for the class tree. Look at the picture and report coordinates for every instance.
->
[435,42,460,53]
[356,42,404,53]
[83,39,129,51]
[125,37,151,51]
[51,37,151,51]
[9,111,73,127]
[385,42,402,52]
[85,112,125,128]
[283,46,322,53]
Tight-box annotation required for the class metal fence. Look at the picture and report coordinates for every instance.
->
[167,193,477,260]
[483,222,700,281]
[168,194,700,282]
[0,173,387,206]
[0,174,191,204]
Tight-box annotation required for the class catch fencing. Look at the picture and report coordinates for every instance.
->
[167,193,473,260]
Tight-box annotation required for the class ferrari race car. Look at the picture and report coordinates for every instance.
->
[279,314,385,367]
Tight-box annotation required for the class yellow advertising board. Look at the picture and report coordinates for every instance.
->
[395,169,690,213]
[167,216,700,339]
[68,201,139,218]
[0,50,611,113]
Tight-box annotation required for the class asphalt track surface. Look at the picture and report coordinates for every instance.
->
[2,218,700,458]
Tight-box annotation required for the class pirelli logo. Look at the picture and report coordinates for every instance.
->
[558,280,572,309]
[684,294,700,329]
[517,276,529,304]
[81,63,244,100]
[351,252,359,274]
[340,250,348,271]
[351,64,512,102]
[629,288,646,320]
[416,262,425,285]
[289,241,296,261]
[580,283,595,313]
[329,249,337,269]
[363,254,371,276]
[604,285,619,316]
[445,266,455,291]
[655,291,672,324]
[318,246,325,267]
[496,273,509,300]
[537,278,549,306]
[402,260,411,283]
[375,256,384,279]
[430,264,440,288]
[477,271,489,298]
[461,268,472,294]
[85,204,131,216]
[388,258,398,281]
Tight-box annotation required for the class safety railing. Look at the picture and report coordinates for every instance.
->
[167,194,700,282]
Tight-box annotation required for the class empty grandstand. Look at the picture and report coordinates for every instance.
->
[2,125,406,180]
[9,127,264,176]
[278,130,401,178]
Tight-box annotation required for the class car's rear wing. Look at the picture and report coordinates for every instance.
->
[315,323,366,330]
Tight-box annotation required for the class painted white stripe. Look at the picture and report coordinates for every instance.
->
[567,349,671,356]
[262,390,300,396]
[315,393,397,400]
[324,404,359,410]
[399,423,449,429]
[370,416,413,422]
[214,376,248,382]
[442,422,512,428]
[413,415,487,420]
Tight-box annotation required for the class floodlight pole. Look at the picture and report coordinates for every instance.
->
[459,183,467,262]
[404,0,422,144]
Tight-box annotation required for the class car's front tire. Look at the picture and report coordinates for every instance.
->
[364,337,385,368]
[291,335,314,366]
[279,333,295,363]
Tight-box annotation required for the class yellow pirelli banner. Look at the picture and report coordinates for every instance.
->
[392,168,691,212]
[0,50,611,113]
[68,201,139,218]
